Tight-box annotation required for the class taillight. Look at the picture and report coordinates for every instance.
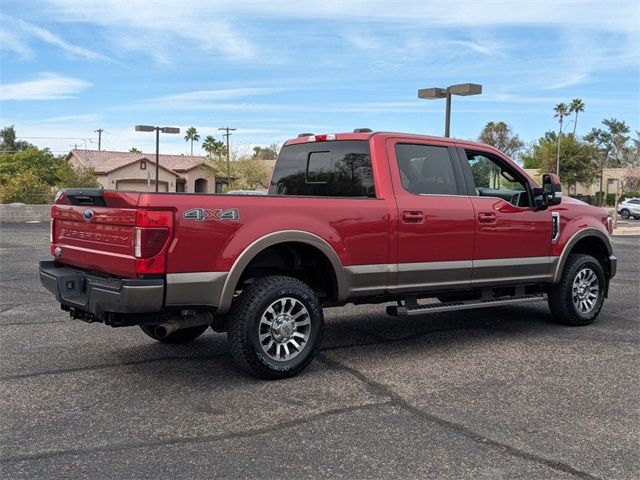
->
[49,205,57,256]
[134,210,173,274]
[134,228,169,258]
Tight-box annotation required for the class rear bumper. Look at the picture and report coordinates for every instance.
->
[39,261,164,317]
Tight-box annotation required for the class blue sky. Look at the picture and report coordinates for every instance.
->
[0,0,638,157]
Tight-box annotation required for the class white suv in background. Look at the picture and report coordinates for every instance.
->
[617,198,640,220]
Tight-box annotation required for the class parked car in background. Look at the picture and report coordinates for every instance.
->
[226,190,267,195]
[617,198,640,219]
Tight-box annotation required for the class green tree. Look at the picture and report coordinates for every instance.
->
[569,98,585,136]
[252,144,279,161]
[0,171,52,204]
[554,103,570,135]
[184,127,200,156]
[523,135,598,193]
[478,122,524,159]
[0,147,60,185]
[521,131,557,169]
[203,155,269,190]
[129,147,142,153]
[56,160,100,188]
[202,135,225,159]
[584,118,632,204]
[0,125,31,152]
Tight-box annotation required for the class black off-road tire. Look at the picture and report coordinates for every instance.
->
[227,275,324,380]
[140,324,209,344]
[548,253,605,326]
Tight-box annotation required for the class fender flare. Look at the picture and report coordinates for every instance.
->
[552,228,613,283]
[216,230,346,314]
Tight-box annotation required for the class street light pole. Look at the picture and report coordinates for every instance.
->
[135,125,180,192]
[556,117,562,177]
[418,83,482,137]
[155,128,160,192]
[444,91,452,138]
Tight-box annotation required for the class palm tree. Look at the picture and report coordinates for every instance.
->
[202,135,218,159]
[184,127,200,156]
[554,103,570,176]
[569,98,585,137]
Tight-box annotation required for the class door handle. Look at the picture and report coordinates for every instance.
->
[402,211,424,223]
[478,212,496,224]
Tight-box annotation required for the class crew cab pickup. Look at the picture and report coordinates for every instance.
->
[40,131,617,379]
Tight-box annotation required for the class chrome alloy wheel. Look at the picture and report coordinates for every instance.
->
[258,297,311,361]
[572,267,600,314]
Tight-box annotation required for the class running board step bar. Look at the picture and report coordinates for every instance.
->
[386,293,547,317]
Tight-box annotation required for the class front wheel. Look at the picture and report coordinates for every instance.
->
[227,275,324,380]
[548,254,605,326]
[619,209,630,219]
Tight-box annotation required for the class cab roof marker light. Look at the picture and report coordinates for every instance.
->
[308,134,336,142]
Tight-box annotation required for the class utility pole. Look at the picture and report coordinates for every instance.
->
[218,127,236,188]
[94,129,104,151]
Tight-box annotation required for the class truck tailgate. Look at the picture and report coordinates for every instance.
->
[52,190,141,278]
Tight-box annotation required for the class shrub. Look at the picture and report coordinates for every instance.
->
[0,171,53,204]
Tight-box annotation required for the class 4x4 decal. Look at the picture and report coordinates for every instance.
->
[183,208,240,222]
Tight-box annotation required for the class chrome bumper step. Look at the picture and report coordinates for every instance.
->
[386,293,547,317]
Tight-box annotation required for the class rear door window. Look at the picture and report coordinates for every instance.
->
[395,144,459,195]
[269,140,375,197]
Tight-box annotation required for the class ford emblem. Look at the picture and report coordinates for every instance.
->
[83,209,94,221]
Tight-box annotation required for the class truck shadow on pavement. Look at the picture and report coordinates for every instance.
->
[115,303,580,382]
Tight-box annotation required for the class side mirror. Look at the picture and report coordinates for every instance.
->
[535,173,562,209]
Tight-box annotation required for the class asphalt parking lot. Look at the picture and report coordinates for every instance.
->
[1,223,638,480]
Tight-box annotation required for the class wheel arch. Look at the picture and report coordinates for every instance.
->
[216,230,346,314]
[553,228,613,284]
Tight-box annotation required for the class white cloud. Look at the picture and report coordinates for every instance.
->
[0,13,112,62]
[43,0,257,62]
[0,29,33,59]
[247,0,638,32]
[446,40,503,57]
[34,113,103,124]
[0,73,92,100]
[152,88,285,103]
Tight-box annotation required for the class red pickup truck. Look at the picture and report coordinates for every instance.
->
[40,131,617,379]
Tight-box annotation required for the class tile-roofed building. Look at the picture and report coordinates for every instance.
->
[67,149,219,193]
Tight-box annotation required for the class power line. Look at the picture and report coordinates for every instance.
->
[17,136,93,140]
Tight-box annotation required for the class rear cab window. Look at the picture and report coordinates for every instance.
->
[269,141,375,197]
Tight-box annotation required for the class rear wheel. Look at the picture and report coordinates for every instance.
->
[548,254,605,326]
[140,324,209,344]
[227,275,324,380]
[620,209,630,219]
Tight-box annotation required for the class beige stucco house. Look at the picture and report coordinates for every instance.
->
[524,167,640,197]
[67,149,219,193]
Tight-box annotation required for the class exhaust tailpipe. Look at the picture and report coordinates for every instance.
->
[154,312,212,339]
